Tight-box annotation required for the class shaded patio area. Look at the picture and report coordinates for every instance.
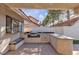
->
[5,43,59,55]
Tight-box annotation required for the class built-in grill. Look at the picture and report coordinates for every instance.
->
[28,32,40,38]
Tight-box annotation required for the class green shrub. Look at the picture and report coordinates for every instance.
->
[73,40,79,44]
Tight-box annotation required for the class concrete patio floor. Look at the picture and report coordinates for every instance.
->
[73,44,79,55]
[5,43,59,55]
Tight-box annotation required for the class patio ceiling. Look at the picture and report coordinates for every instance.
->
[5,3,79,9]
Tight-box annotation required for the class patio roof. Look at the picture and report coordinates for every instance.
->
[5,3,79,9]
[25,15,40,26]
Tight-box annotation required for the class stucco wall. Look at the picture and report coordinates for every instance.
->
[53,20,79,39]
[30,27,54,32]
[24,33,50,43]
[0,4,23,22]
[53,27,64,35]
[63,20,79,39]
[0,4,24,54]
[0,14,20,41]
[0,14,6,40]
[0,4,24,40]
[24,20,39,32]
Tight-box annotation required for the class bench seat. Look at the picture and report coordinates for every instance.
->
[9,38,24,50]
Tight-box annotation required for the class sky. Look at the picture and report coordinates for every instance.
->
[22,9,48,22]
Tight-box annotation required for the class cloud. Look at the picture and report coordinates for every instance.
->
[39,14,44,19]
[22,9,48,21]
[39,14,45,21]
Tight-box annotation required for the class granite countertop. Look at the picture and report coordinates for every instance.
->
[50,33,74,40]
[58,35,74,40]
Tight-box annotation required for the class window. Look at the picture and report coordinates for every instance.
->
[6,15,23,33]
[6,16,12,33]
[19,22,23,32]
[12,19,19,33]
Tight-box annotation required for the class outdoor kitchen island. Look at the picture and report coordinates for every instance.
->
[49,34,74,55]
[24,32,53,43]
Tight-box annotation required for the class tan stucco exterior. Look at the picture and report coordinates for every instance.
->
[24,16,40,32]
[0,4,24,54]
[24,20,39,32]
[50,34,73,55]
[0,4,24,39]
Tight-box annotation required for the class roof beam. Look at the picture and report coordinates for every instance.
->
[5,3,79,9]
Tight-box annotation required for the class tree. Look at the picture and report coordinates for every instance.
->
[42,14,50,26]
[42,10,62,26]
